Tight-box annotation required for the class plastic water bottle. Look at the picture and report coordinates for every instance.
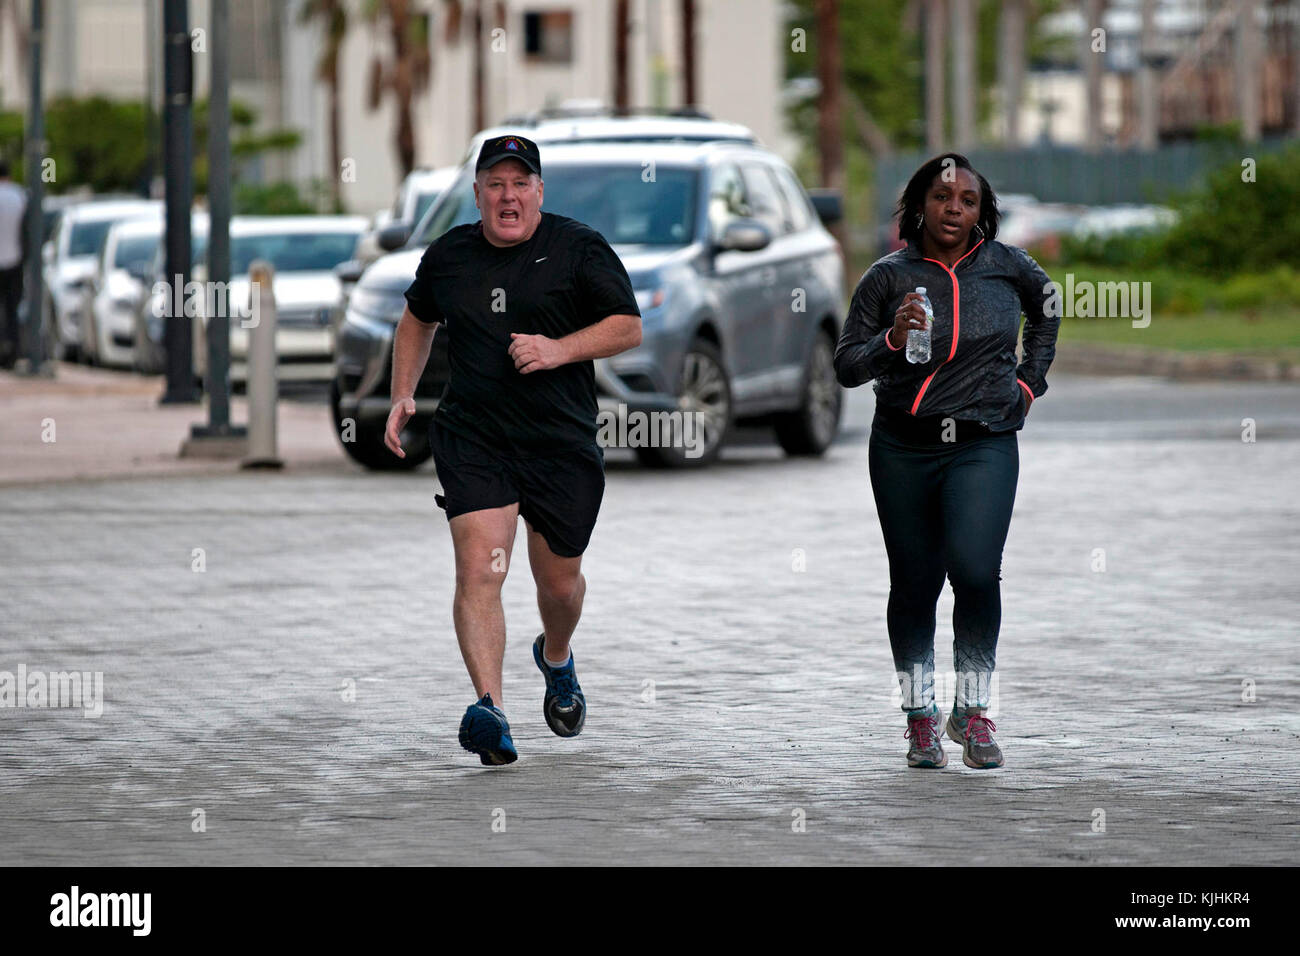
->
[906,286,933,364]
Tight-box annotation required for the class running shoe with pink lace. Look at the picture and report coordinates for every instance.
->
[904,705,947,768]
[945,706,1004,768]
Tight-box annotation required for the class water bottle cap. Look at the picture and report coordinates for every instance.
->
[915,286,926,294]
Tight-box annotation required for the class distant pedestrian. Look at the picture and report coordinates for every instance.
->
[388,134,642,765]
[834,153,1060,770]
[0,159,27,369]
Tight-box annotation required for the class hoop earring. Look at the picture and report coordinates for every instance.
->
[916,212,924,229]
[973,223,985,239]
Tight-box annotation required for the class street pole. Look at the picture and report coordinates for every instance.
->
[18,0,49,377]
[180,0,247,460]
[192,0,241,439]
[145,0,161,197]
[160,0,198,404]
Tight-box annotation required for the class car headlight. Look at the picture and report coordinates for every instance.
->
[635,287,665,312]
[348,286,407,321]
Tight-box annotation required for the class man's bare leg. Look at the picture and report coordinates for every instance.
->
[525,523,586,663]
[450,503,519,704]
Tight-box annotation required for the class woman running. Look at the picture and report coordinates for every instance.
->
[834,153,1060,769]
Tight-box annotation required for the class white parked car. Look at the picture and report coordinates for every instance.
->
[192,215,367,383]
[42,198,162,360]
[133,212,209,375]
[85,216,165,368]
[1072,204,1177,239]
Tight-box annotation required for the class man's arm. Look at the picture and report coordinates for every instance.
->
[384,305,439,458]
[391,304,439,401]
[508,312,641,375]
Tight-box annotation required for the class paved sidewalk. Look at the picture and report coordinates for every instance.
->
[1,374,1297,865]
[0,364,341,486]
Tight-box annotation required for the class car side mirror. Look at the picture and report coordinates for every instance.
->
[716,218,772,253]
[334,259,366,286]
[377,221,412,252]
[808,189,843,226]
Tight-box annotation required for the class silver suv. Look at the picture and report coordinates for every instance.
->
[332,138,844,469]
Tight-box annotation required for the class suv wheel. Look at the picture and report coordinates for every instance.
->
[634,339,732,468]
[330,380,433,471]
[774,330,841,456]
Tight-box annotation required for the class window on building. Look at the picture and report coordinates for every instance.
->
[523,10,573,63]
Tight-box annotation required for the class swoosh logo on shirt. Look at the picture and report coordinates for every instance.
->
[534,256,547,263]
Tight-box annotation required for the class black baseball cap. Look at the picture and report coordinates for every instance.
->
[475,134,542,177]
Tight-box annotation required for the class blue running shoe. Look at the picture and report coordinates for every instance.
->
[532,634,586,737]
[458,693,518,766]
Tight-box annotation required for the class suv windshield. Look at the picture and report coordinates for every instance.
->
[419,164,697,247]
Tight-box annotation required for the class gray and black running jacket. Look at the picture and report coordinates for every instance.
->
[834,237,1060,432]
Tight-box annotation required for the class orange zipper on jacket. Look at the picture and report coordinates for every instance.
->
[909,237,984,416]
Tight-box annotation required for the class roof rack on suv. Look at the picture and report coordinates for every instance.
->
[499,104,716,125]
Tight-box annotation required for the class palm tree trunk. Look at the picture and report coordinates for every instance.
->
[473,0,485,132]
[680,0,696,107]
[614,0,630,112]
[328,79,342,209]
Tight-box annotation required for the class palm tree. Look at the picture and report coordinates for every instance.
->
[681,0,697,107]
[364,0,432,178]
[298,0,348,210]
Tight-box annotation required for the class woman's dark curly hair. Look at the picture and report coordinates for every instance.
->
[895,152,999,244]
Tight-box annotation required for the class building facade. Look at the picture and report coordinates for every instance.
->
[0,0,790,215]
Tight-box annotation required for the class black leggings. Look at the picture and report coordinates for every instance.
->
[868,411,1019,714]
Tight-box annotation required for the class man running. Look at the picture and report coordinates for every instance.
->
[387,134,642,765]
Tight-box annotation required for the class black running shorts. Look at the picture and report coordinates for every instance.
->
[429,420,605,558]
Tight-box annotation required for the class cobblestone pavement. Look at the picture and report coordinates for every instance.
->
[1,375,1297,865]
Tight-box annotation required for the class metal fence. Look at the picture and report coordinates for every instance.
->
[873,137,1294,224]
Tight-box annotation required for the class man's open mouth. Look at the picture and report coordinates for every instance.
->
[499,209,519,223]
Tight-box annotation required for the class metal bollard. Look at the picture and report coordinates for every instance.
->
[241,260,282,468]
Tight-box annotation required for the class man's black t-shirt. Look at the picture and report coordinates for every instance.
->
[403,211,639,457]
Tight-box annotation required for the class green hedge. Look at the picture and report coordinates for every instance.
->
[1049,264,1300,315]
[1057,142,1300,278]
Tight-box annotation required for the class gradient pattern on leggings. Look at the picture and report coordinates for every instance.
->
[868,423,1018,713]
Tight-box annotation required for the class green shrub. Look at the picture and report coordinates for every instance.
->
[233,182,317,215]
[1057,230,1166,270]
[1162,144,1300,275]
